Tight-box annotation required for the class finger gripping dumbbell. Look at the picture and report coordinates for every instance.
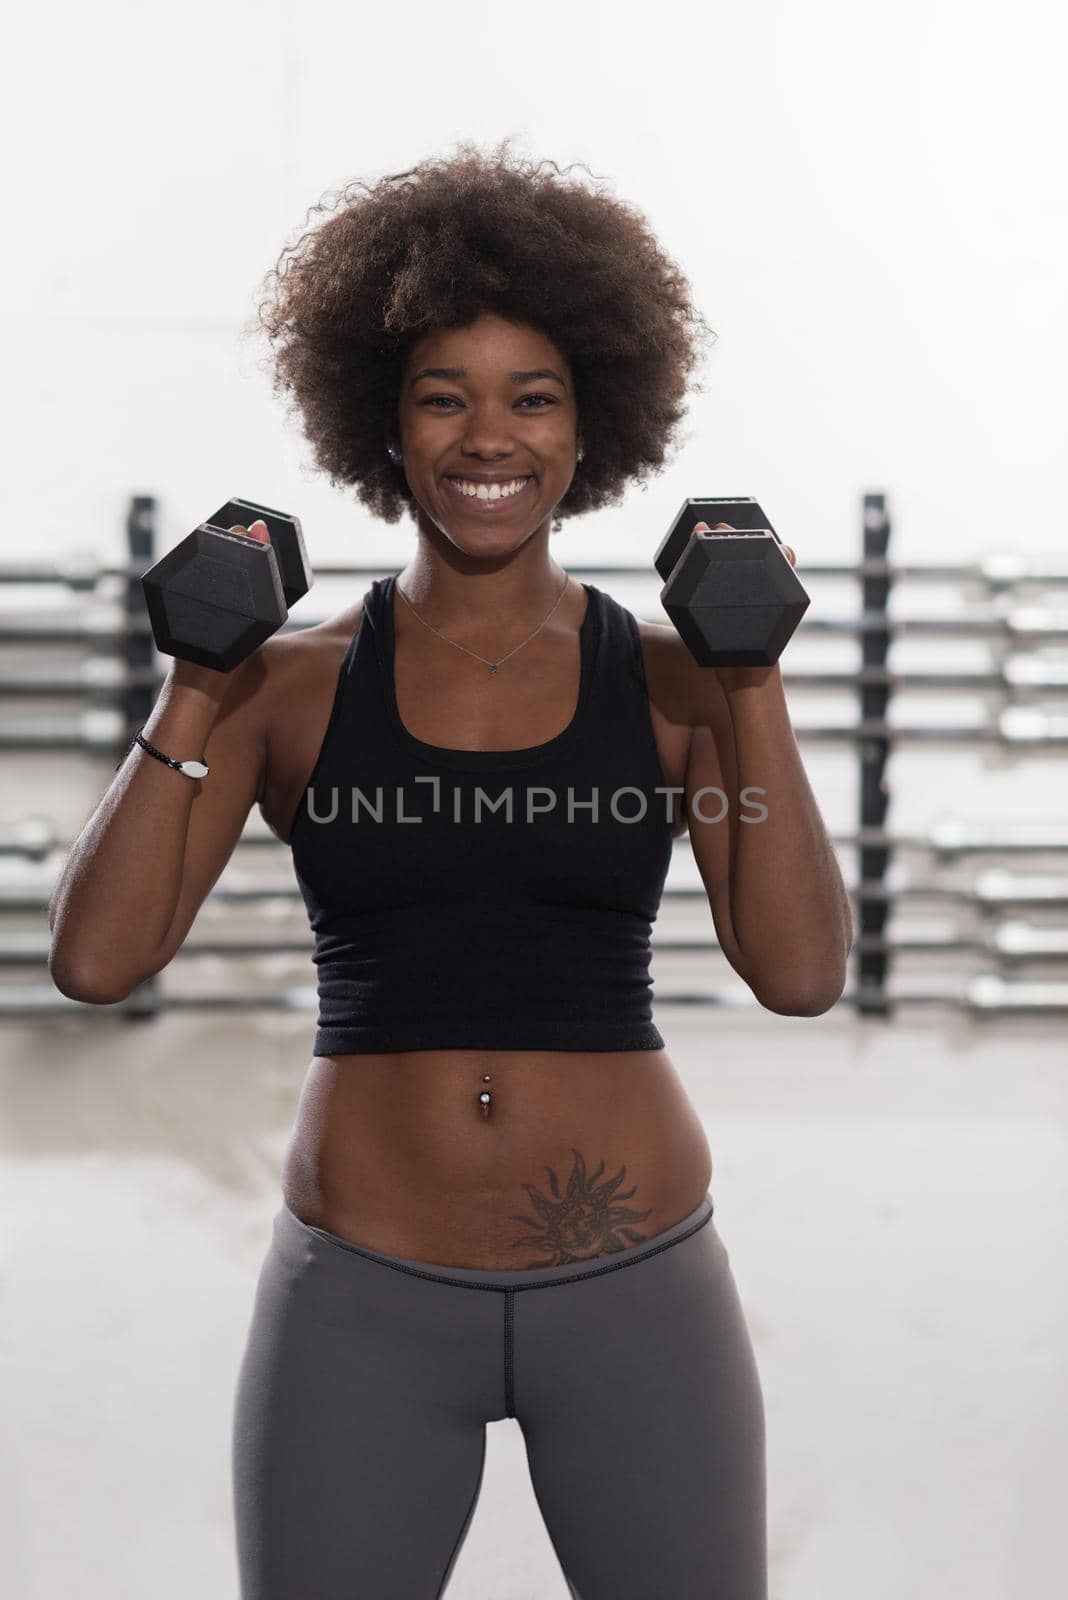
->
[141,497,312,672]
[655,497,810,667]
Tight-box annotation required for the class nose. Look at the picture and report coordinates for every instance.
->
[461,435,517,461]
[458,405,525,459]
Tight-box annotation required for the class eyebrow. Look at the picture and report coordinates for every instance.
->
[409,366,567,388]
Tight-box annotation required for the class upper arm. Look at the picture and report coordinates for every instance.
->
[145,649,276,975]
[635,618,754,986]
[681,659,756,989]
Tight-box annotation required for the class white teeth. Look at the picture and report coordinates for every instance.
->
[449,477,530,500]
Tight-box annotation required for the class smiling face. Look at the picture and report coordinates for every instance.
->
[391,311,581,554]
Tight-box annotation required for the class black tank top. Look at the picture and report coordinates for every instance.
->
[290,574,677,1055]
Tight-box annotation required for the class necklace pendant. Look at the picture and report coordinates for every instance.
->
[489,663,499,675]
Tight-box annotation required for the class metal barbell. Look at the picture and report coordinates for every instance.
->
[3,705,1068,750]
[1,976,1065,1019]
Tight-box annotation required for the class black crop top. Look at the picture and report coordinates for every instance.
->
[289,574,677,1055]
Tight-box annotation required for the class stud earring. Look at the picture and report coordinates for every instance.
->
[387,445,402,463]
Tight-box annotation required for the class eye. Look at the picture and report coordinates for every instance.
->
[422,394,557,410]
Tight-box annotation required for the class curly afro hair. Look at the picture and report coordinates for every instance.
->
[246,138,716,532]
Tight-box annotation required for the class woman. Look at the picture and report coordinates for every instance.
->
[49,143,851,1599]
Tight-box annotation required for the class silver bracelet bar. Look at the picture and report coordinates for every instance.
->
[133,729,209,780]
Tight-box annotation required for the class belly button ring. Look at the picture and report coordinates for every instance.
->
[479,1074,491,1118]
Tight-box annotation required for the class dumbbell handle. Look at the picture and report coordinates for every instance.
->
[653,496,788,585]
[141,502,299,675]
[154,522,275,696]
[656,498,812,668]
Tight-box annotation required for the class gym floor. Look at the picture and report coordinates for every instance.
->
[3,1001,1065,1598]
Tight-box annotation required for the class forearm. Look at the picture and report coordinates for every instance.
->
[48,667,225,1000]
[718,664,852,1010]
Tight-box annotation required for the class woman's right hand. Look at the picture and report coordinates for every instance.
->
[166,520,272,701]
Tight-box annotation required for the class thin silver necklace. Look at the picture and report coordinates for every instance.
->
[394,572,572,675]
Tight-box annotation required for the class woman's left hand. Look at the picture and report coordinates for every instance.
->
[693,521,796,692]
[696,519,797,568]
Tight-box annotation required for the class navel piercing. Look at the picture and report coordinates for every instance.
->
[479,1074,491,1118]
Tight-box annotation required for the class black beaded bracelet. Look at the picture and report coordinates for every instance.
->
[132,728,209,781]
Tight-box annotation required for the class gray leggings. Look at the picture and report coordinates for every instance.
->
[231,1193,766,1599]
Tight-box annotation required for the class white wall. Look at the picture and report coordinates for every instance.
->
[2,2,1066,1597]
[7,0,1067,570]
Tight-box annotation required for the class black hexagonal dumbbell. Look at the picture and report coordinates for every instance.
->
[654,496,810,668]
[141,497,313,672]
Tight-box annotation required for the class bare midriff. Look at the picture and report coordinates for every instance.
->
[281,1047,713,1270]
[264,579,712,1271]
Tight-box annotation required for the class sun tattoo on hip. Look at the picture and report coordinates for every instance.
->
[508,1147,654,1266]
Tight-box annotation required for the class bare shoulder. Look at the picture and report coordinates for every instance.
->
[247,599,366,719]
[244,600,366,835]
